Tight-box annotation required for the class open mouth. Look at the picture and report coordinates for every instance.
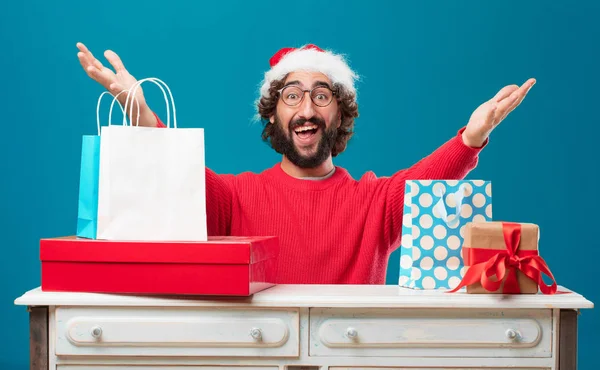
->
[294,124,319,140]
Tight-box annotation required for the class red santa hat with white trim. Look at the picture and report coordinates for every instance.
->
[259,44,359,100]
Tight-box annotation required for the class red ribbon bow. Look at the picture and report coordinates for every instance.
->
[449,222,558,294]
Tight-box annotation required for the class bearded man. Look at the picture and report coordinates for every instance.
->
[76,42,535,284]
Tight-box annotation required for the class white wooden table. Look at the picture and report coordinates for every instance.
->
[14,284,593,370]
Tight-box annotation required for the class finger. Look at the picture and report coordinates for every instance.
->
[498,96,521,122]
[521,78,536,97]
[495,79,536,122]
[492,84,519,102]
[77,52,102,74]
[486,102,498,125]
[104,50,127,73]
[77,51,93,70]
[77,42,104,70]
[495,90,520,118]
[85,64,105,83]
[86,65,115,88]
[76,42,89,54]
[523,78,537,90]
[498,90,528,122]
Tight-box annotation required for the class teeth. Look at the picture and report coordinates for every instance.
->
[294,125,318,133]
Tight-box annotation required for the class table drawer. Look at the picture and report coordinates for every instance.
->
[330,368,550,370]
[55,307,299,357]
[57,367,278,370]
[309,308,552,358]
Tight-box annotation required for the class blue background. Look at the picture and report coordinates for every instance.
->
[1,0,598,368]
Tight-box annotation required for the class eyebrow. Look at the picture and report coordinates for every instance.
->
[284,80,332,89]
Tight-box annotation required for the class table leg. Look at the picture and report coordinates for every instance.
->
[28,306,48,370]
[559,309,578,370]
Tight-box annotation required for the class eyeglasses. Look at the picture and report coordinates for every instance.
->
[277,85,336,107]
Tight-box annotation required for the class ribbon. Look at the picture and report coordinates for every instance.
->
[432,184,466,228]
[448,222,558,294]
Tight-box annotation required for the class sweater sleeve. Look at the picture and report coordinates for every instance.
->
[154,112,232,236]
[205,168,233,236]
[383,127,486,251]
[154,112,167,127]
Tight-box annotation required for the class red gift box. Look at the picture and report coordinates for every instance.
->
[40,235,279,296]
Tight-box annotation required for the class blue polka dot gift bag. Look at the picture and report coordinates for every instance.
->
[398,180,492,290]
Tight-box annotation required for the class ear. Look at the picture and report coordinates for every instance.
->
[269,115,275,124]
[336,110,342,128]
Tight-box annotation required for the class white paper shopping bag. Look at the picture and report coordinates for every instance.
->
[96,78,208,241]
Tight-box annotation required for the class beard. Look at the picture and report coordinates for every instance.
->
[269,114,338,169]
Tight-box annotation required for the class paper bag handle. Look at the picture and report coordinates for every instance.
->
[108,89,141,128]
[124,77,177,128]
[96,90,140,136]
[432,183,466,228]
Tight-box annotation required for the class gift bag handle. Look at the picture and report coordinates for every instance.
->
[108,89,141,128]
[432,183,467,228]
[96,90,139,136]
[123,77,177,128]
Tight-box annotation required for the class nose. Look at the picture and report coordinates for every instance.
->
[297,91,316,120]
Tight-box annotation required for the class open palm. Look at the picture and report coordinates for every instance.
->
[463,78,536,147]
[76,42,146,115]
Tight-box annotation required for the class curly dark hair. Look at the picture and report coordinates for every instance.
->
[257,76,359,157]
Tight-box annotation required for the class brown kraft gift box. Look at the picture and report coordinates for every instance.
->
[464,221,539,294]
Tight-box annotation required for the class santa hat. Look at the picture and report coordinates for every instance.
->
[259,44,359,100]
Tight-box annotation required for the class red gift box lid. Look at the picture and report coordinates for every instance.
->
[40,236,279,265]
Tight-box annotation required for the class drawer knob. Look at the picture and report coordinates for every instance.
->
[90,326,103,339]
[346,327,358,339]
[505,328,520,340]
[250,327,262,340]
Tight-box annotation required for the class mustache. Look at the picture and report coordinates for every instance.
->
[289,117,326,130]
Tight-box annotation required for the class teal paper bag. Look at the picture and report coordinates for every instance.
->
[76,135,101,238]
[76,90,130,239]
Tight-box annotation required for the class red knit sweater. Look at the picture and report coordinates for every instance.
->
[156,117,484,284]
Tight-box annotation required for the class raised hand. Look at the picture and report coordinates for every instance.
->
[76,42,155,127]
[462,78,536,147]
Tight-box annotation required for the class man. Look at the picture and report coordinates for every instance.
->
[76,42,535,285]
